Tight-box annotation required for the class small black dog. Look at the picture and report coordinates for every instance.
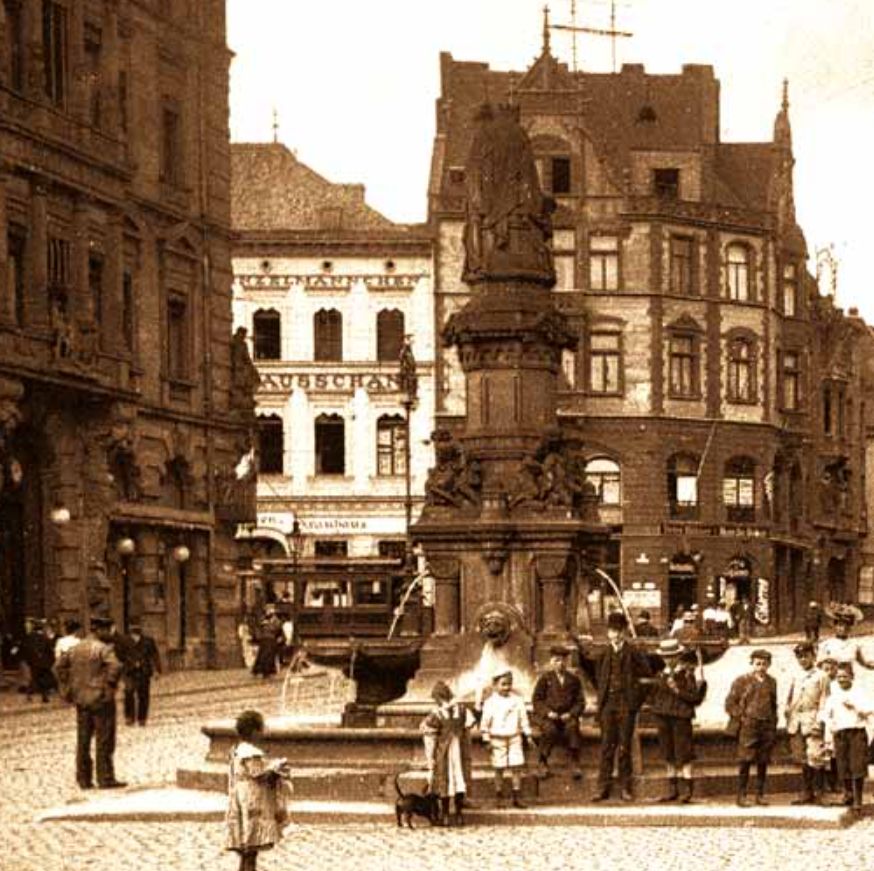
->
[394,773,440,829]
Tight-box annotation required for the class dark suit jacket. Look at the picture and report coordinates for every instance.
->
[532,670,585,724]
[121,634,162,678]
[593,642,654,712]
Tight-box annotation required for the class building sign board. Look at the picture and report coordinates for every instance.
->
[238,273,420,291]
[258,371,401,393]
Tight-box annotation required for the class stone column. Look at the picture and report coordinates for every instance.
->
[0,166,9,324]
[536,554,570,635]
[72,197,90,320]
[101,1,120,136]
[23,0,44,102]
[430,557,460,635]
[28,181,48,328]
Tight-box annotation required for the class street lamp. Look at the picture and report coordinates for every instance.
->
[398,335,418,574]
[290,518,304,633]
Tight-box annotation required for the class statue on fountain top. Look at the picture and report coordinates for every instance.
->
[462,102,556,288]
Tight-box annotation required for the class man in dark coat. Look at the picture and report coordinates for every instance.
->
[532,646,586,779]
[21,618,56,702]
[53,616,125,790]
[587,611,654,801]
[633,610,660,638]
[120,621,162,726]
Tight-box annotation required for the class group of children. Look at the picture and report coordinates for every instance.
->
[222,632,874,860]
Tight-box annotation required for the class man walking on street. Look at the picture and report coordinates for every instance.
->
[587,612,654,802]
[53,615,126,790]
[121,621,162,726]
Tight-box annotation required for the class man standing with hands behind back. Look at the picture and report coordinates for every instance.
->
[54,615,125,790]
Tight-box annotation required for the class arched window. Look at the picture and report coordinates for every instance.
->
[726,244,751,301]
[668,333,699,398]
[723,457,755,523]
[376,309,404,362]
[252,309,281,360]
[376,414,406,476]
[668,454,699,519]
[584,457,621,505]
[313,309,342,361]
[727,337,755,402]
[257,414,284,475]
[315,413,345,475]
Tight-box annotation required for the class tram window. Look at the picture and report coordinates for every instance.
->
[303,581,349,607]
[355,579,388,606]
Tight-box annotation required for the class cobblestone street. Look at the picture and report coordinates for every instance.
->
[2,668,874,871]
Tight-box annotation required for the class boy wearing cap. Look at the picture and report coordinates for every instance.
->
[480,669,532,808]
[785,641,830,804]
[588,611,654,802]
[532,646,586,779]
[725,649,778,807]
[648,640,707,802]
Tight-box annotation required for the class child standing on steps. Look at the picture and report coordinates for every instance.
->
[480,669,533,809]
[225,709,292,871]
[820,662,873,812]
[420,680,476,826]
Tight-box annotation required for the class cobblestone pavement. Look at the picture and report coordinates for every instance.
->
[4,668,874,871]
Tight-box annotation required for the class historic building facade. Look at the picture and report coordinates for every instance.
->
[0,0,255,667]
[427,39,874,634]
[231,144,434,569]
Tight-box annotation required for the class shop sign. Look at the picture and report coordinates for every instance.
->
[622,588,662,609]
[258,370,401,394]
[755,577,770,625]
[238,273,420,291]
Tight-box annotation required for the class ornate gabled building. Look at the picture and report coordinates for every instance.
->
[0,0,255,667]
[230,143,435,570]
[427,33,874,634]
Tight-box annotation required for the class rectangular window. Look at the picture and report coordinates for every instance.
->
[315,417,345,475]
[588,333,621,394]
[378,540,406,561]
[166,296,188,380]
[376,418,406,476]
[589,235,619,291]
[4,0,25,92]
[88,254,104,345]
[161,105,182,186]
[314,540,348,558]
[676,474,698,506]
[257,417,284,475]
[783,351,800,410]
[670,236,694,295]
[122,269,135,352]
[551,157,571,195]
[42,1,68,107]
[118,70,128,133]
[669,335,697,398]
[7,225,26,327]
[782,263,798,317]
[653,168,680,198]
[48,236,72,289]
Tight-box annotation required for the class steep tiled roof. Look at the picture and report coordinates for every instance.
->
[231,143,394,232]
[713,143,774,212]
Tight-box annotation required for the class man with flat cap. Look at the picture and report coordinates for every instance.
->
[120,620,162,726]
[785,641,830,804]
[54,615,125,790]
[586,611,654,801]
[532,645,586,779]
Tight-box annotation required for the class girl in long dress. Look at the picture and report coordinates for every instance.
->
[420,681,476,826]
[225,710,292,871]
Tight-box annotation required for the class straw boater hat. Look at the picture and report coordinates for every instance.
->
[492,668,513,683]
[655,638,684,658]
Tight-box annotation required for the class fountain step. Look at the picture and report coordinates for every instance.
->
[177,760,808,802]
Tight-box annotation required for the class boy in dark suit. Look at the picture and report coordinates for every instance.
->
[587,611,654,801]
[121,621,162,726]
[725,648,778,807]
[532,645,586,779]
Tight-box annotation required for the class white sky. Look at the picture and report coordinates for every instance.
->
[227,0,874,320]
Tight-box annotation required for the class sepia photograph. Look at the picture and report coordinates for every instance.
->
[2,1,874,869]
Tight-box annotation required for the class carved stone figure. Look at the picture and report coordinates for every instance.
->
[424,430,482,509]
[50,295,74,361]
[398,334,418,401]
[229,327,261,412]
[477,607,513,648]
[105,409,141,502]
[462,102,556,286]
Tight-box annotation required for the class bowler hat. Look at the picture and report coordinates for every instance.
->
[549,644,571,657]
[90,616,113,630]
[655,638,684,657]
[606,611,628,631]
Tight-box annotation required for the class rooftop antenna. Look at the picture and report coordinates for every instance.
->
[272,107,279,144]
[550,0,633,73]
